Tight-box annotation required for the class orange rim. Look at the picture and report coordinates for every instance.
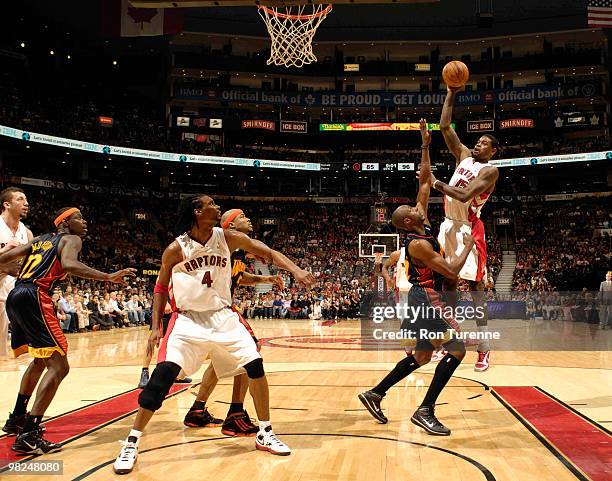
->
[258,4,332,20]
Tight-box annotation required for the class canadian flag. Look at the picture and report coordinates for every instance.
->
[101,0,183,37]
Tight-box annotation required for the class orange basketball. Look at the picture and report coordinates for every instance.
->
[442,61,469,88]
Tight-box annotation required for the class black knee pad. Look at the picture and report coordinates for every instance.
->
[139,362,181,412]
[443,339,466,356]
[244,358,265,379]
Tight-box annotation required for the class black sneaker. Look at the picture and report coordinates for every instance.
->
[174,377,192,384]
[358,390,388,424]
[2,413,45,436]
[183,408,223,428]
[221,410,258,437]
[12,429,61,454]
[410,405,451,436]
[137,369,149,389]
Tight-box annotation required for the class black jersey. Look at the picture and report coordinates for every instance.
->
[403,224,444,290]
[230,249,247,298]
[16,233,68,293]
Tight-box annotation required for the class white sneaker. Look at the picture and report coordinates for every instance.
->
[431,349,447,362]
[113,439,139,474]
[474,351,491,372]
[255,427,291,456]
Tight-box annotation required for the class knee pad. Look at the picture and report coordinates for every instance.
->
[243,358,265,379]
[139,362,181,412]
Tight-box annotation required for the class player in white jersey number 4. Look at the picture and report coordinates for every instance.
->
[114,195,315,475]
[431,86,500,372]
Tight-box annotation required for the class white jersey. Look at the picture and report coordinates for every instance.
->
[171,227,232,313]
[0,216,29,299]
[395,249,412,292]
[444,156,493,223]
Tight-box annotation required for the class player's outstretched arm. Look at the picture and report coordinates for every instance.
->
[416,118,432,224]
[431,166,499,203]
[240,272,284,290]
[60,235,136,284]
[0,241,33,274]
[225,230,315,287]
[409,233,475,281]
[440,87,471,164]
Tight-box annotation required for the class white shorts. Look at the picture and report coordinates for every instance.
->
[157,308,260,378]
[438,218,487,283]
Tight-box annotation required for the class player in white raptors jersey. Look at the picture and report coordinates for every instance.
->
[114,195,315,474]
[431,86,500,372]
[0,188,33,359]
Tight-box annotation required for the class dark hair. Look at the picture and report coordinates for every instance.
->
[175,195,204,234]
[481,134,500,153]
[0,187,24,212]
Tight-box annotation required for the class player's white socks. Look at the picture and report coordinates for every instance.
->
[477,326,491,351]
[259,420,271,432]
[127,429,142,443]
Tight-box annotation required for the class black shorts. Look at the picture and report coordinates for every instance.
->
[400,286,462,352]
[7,284,68,358]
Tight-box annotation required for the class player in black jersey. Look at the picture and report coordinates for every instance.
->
[359,120,474,436]
[183,208,284,436]
[0,207,135,454]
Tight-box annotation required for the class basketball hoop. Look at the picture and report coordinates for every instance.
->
[258,3,332,68]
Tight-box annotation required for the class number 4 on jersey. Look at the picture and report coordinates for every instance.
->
[201,271,213,288]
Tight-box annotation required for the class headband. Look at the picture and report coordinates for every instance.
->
[221,209,243,229]
[54,207,80,227]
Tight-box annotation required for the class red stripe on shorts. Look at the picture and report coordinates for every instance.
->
[471,217,487,283]
[38,290,68,354]
[157,311,178,363]
[232,305,256,339]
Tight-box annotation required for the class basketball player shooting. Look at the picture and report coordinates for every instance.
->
[359,119,475,435]
[433,81,499,372]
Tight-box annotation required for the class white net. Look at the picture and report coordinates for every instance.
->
[258,4,332,68]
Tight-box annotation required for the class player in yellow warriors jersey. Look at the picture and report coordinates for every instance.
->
[0,207,135,454]
[114,195,314,474]
[184,208,284,436]
[431,85,500,372]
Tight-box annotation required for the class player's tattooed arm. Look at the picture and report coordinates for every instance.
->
[440,87,472,164]
[225,230,315,287]
[0,241,33,275]
[430,166,498,203]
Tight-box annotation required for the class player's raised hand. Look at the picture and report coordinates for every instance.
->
[419,118,431,146]
[294,268,316,288]
[107,268,137,285]
[417,170,437,185]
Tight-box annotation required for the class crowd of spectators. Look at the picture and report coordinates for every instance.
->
[9,185,609,330]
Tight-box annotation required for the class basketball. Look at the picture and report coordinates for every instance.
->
[442,60,470,88]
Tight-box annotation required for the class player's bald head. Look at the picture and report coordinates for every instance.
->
[391,205,411,229]
[221,209,243,229]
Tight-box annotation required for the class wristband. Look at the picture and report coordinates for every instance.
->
[421,144,430,149]
[433,180,441,190]
[154,283,169,295]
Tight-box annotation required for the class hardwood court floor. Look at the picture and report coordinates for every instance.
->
[0,319,610,481]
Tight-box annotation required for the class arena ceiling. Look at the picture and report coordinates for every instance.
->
[134,0,589,41]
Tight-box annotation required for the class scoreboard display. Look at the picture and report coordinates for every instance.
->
[370,206,388,224]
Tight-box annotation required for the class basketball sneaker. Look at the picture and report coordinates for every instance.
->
[174,377,192,384]
[2,413,45,436]
[183,408,223,428]
[11,429,61,454]
[255,426,291,455]
[137,368,149,389]
[410,405,450,436]
[358,390,388,424]
[221,410,258,437]
[474,351,491,372]
[113,437,139,474]
[431,348,448,362]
